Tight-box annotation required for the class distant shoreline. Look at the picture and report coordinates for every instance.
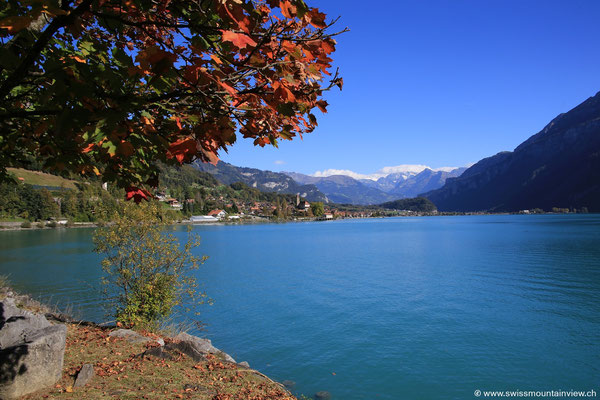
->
[1,211,593,232]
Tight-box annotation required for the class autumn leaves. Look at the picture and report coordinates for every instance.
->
[0,0,344,200]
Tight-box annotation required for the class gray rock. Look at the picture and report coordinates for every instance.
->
[109,329,150,343]
[281,380,296,389]
[315,391,331,400]
[165,341,206,362]
[73,363,94,388]
[0,300,51,348]
[238,361,250,368]
[173,332,236,363]
[173,332,216,353]
[138,346,176,361]
[217,351,236,364]
[0,324,67,399]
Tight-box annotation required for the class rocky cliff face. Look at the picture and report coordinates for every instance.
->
[425,91,600,212]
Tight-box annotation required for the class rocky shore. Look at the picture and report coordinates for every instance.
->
[0,286,295,399]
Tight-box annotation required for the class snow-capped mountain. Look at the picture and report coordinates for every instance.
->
[284,166,466,205]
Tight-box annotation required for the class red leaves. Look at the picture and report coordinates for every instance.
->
[316,100,329,113]
[135,46,177,75]
[168,138,197,164]
[321,39,336,55]
[1,0,343,192]
[125,187,151,203]
[306,8,327,28]
[117,141,135,157]
[222,30,257,49]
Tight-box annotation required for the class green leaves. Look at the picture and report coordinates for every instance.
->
[93,202,207,330]
[0,0,345,193]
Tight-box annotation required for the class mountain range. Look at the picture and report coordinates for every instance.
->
[192,161,465,205]
[425,91,600,212]
[192,161,329,203]
[285,168,466,204]
[192,91,600,211]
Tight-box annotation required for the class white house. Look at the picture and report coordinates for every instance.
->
[190,215,218,223]
[207,209,226,219]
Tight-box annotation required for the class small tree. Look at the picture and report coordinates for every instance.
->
[311,201,324,217]
[93,202,207,330]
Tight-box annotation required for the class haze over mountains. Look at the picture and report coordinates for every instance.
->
[425,91,600,212]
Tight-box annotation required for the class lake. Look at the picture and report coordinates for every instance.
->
[1,214,599,399]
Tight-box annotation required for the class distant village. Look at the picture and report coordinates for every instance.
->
[156,190,377,223]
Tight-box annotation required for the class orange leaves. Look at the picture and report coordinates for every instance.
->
[173,117,183,130]
[254,137,270,147]
[168,138,197,164]
[210,54,223,65]
[82,143,95,154]
[1,0,342,192]
[218,80,237,96]
[221,30,257,49]
[272,81,295,102]
[279,1,297,19]
[200,141,221,165]
[281,40,297,54]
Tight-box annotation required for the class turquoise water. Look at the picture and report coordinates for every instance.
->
[1,215,599,399]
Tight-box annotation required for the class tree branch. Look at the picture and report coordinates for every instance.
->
[0,0,94,100]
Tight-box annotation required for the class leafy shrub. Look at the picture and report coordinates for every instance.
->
[93,202,207,330]
[46,221,58,228]
[20,221,32,228]
[36,222,45,228]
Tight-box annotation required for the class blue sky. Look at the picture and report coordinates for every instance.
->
[221,0,600,178]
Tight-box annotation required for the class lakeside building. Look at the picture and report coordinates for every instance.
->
[166,198,182,210]
[190,215,218,223]
[207,209,226,219]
